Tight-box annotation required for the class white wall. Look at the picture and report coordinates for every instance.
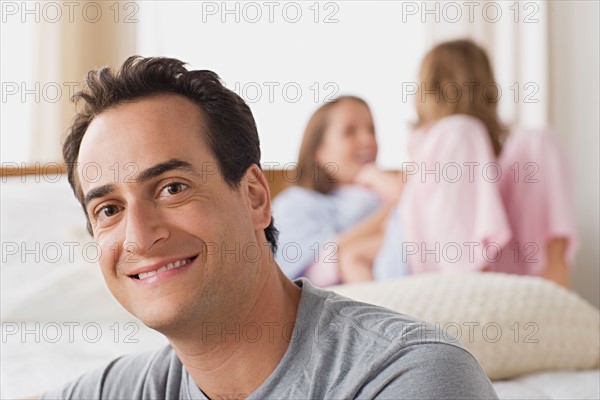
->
[136,1,428,169]
[549,1,600,307]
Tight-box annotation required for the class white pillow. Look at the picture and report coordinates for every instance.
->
[331,272,600,380]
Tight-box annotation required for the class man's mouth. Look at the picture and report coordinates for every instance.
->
[130,255,198,280]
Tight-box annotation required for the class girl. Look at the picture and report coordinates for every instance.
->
[375,39,577,287]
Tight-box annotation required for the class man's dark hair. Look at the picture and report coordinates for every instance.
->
[63,56,278,253]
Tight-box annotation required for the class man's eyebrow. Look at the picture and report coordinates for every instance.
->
[134,158,197,183]
[82,159,198,210]
[83,184,117,210]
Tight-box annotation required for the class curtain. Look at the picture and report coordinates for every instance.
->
[30,1,137,162]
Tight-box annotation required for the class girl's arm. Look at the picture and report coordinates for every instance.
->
[354,164,405,205]
[540,238,571,288]
[335,205,393,250]
[334,205,393,283]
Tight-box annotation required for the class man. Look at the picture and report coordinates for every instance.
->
[41,56,497,399]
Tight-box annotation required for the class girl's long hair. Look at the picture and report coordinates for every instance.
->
[415,39,506,156]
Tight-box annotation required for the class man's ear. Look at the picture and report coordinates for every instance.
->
[242,164,272,229]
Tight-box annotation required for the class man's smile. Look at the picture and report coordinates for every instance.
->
[127,255,199,282]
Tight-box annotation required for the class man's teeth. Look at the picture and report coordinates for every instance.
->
[137,258,192,280]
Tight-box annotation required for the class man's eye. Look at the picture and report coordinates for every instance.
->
[160,182,188,197]
[96,205,119,218]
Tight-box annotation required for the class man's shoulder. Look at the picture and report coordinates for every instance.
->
[295,280,497,398]
[304,280,461,349]
[42,345,184,400]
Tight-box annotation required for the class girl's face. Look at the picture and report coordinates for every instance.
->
[315,100,378,185]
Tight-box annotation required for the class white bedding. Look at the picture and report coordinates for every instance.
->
[493,369,600,399]
[1,322,168,399]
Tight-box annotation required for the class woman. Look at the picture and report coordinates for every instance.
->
[273,96,402,286]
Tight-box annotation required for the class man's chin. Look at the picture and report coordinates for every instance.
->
[139,315,191,338]
[127,303,194,335]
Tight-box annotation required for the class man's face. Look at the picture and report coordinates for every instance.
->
[77,94,264,333]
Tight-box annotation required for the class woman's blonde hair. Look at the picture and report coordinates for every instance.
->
[415,39,506,156]
[296,96,371,193]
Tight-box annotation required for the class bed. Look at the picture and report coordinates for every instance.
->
[2,174,599,399]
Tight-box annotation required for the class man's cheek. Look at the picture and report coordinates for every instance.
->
[96,237,122,276]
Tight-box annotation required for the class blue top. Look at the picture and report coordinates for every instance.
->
[272,185,381,279]
[372,208,411,279]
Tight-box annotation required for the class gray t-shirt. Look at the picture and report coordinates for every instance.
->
[42,278,498,399]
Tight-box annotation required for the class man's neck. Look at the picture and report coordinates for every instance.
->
[168,266,302,399]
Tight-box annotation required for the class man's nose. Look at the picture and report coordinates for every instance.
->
[123,201,169,256]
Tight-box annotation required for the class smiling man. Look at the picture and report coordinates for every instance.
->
[40,57,498,399]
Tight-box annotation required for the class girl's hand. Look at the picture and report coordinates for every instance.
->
[355,164,404,204]
[354,163,382,188]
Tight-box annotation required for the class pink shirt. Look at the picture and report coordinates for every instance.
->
[399,115,511,273]
[398,114,578,275]
[494,127,579,274]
